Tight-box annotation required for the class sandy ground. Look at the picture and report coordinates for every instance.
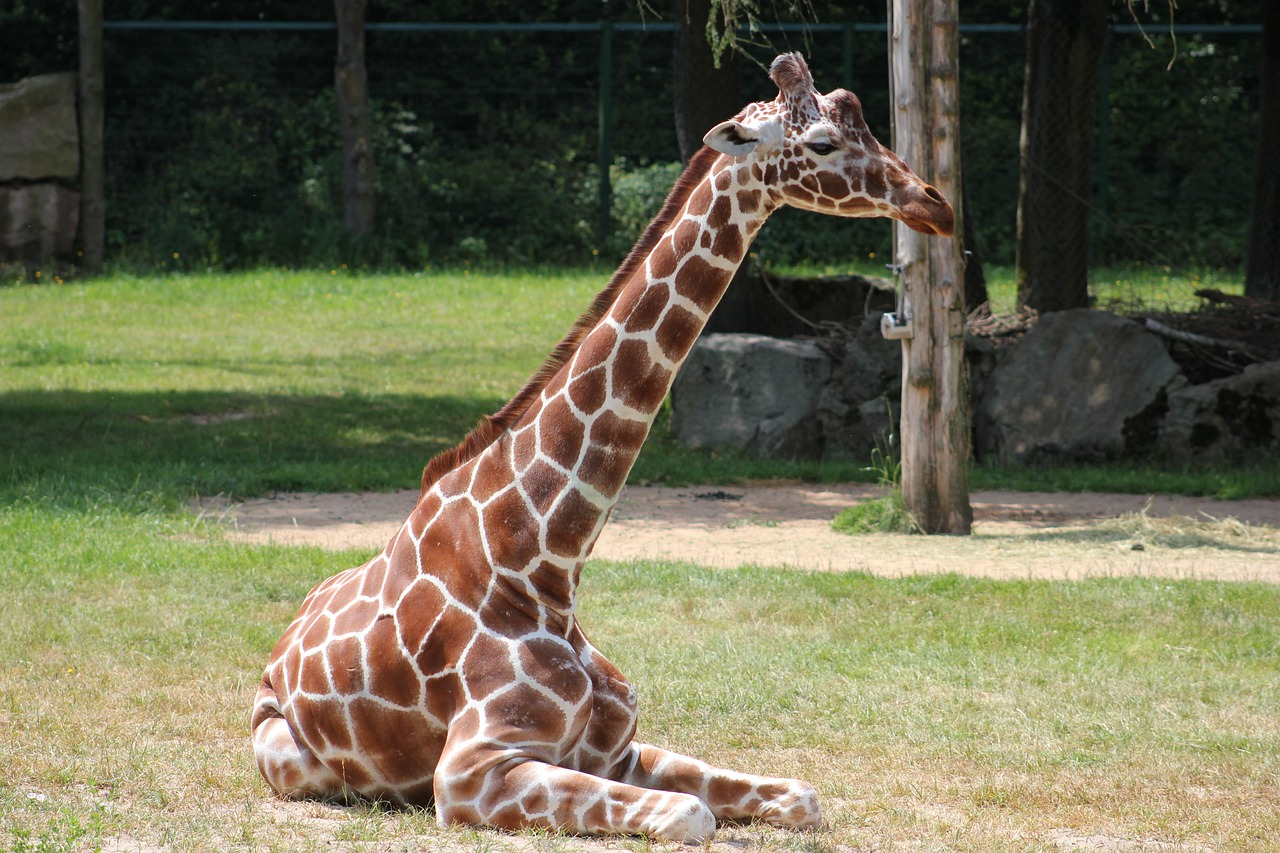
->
[200,483,1280,583]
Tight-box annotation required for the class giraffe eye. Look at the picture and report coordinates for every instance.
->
[807,141,837,155]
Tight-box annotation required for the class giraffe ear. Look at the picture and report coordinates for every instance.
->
[703,120,760,156]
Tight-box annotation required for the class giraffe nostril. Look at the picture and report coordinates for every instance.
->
[924,185,945,204]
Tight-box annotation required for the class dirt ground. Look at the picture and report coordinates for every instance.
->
[201,483,1280,582]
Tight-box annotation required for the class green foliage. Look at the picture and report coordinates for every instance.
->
[3,4,1267,272]
[831,491,920,535]
[590,159,686,258]
[830,434,921,535]
[1098,32,1261,267]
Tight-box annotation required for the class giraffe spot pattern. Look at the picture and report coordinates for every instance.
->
[249,50,957,839]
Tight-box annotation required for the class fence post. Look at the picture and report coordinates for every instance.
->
[842,21,855,90]
[597,19,614,243]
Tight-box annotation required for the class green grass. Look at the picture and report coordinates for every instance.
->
[2,268,1278,850]
[831,492,920,534]
[1,268,1272,510]
[1,508,1276,850]
[0,269,595,507]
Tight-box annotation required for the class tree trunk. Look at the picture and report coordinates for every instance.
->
[1246,0,1280,301]
[77,0,104,275]
[888,0,972,535]
[1015,0,1109,313]
[334,0,375,238]
[673,0,741,162]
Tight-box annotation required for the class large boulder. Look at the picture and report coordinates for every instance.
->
[671,333,831,459]
[0,73,79,181]
[975,309,1183,463]
[812,312,904,459]
[1159,361,1280,458]
[0,182,80,263]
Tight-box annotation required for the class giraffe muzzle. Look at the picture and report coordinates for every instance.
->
[899,184,955,237]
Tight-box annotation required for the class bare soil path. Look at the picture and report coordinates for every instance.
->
[202,484,1280,582]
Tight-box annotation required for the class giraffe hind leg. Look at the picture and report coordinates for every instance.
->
[251,684,348,801]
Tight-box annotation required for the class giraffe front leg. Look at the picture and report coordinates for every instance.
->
[434,746,716,842]
[617,743,821,830]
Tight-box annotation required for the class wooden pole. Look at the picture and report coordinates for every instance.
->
[887,0,972,535]
[77,0,105,275]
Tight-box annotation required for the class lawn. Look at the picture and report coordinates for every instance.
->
[2,268,1271,506]
[2,269,1278,851]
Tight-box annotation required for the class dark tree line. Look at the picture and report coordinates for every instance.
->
[1246,0,1279,301]
[4,1,1270,285]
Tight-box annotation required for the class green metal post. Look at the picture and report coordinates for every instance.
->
[598,19,614,243]
[842,21,854,90]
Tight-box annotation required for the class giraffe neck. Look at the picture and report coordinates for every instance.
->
[431,149,775,622]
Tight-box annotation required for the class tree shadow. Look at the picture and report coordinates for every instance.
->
[0,388,498,510]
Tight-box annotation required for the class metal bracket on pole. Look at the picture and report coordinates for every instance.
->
[880,311,913,340]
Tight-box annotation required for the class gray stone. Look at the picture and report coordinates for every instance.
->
[0,182,80,263]
[812,312,903,459]
[975,309,1183,463]
[1159,361,1280,458]
[671,333,832,459]
[0,73,79,180]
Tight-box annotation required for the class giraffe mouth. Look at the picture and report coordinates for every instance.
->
[901,214,955,237]
[899,197,955,237]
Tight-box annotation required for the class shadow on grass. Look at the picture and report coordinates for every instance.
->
[0,389,498,509]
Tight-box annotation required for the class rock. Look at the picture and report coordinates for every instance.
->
[1159,361,1280,458]
[705,269,896,337]
[0,73,79,181]
[0,182,80,263]
[975,309,1183,463]
[812,312,903,459]
[671,333,831,459]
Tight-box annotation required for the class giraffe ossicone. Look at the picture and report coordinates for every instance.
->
[252,52,953,843]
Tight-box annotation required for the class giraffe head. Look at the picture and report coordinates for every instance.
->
[703,52,955,237]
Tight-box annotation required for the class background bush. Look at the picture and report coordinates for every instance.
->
[0,1,1264,272]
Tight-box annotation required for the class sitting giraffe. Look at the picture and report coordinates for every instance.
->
[252,52,953,843]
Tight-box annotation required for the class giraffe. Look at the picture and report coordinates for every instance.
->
[251,52,953,843]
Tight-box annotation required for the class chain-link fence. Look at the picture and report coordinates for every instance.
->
[89,19,1262,273]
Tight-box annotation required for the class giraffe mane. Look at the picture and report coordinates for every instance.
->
[419,145,725,496]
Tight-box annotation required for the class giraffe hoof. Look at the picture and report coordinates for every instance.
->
[652,795,717,843]
[760,780,822,829]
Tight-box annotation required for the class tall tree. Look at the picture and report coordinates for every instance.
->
[77,0,104,274]
[334,0,375,238]
[673,0,742,162]
[1015,0,1109,312]
[1246,0,1280,301]
[888,0,972,535]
